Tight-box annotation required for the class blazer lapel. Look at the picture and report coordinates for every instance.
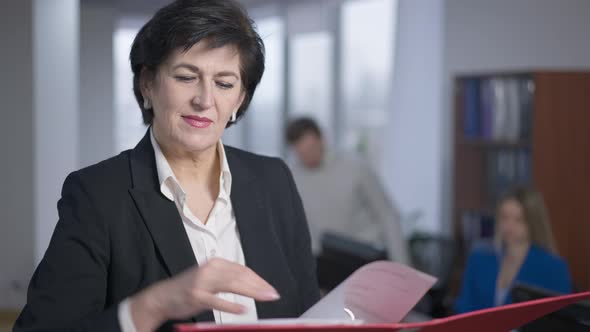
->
[226,149,291,319]
[128,131,197,277]
[129,191,198,277]
[128,131,215,322]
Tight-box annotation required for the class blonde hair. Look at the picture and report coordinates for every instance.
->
[494,187,558,254]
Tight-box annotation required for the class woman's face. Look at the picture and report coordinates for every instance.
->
[498,199,530,247]
[144,41,245,155]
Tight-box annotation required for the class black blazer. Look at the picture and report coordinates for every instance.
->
[14,131,320,331]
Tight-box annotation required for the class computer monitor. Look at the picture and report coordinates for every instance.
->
[316,233,387,290]
[511,283,590,332]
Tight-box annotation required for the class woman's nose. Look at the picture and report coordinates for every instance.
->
[192,81,213,109]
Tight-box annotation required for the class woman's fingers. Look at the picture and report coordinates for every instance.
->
[198,292,248,315]
[224,277,280,301]
[203,258,280,301]
[132,257,282,325]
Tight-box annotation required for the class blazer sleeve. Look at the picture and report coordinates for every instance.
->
[277,160,321,313]
[14,172,121,332]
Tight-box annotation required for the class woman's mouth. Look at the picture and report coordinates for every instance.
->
[182,115,213,128]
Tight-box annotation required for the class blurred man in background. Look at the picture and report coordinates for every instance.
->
[286,117,409,269]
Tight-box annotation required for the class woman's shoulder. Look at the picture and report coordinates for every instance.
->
[467,242,498,262]
[76,150,131,180]
[224,145,278,162]
[65,150,133,196]
[529,245,568,267]
[224,145,289,177]
[460,243,498,279]
[526,245,572,292]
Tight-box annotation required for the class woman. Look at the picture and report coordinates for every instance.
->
[14,1,319,331]
[454,187,572,313]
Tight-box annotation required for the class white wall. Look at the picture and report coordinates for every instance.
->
[0,0,35,309]
[441,0,590,234]
[445,0,590,73]
[0,0,114,308]
[33,0,80,263]
[80,3,116,167]
[382,0,445,235]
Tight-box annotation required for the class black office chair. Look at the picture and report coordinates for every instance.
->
[316,232,387,290]
[408,233,457,317]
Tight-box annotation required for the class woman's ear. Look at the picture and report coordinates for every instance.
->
[140,67,153,100]
[233,90,246,113]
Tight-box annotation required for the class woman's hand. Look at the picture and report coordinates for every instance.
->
[129,257,280,331]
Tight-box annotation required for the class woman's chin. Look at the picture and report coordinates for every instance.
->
[503,239,529,248]
[178,136,219,153]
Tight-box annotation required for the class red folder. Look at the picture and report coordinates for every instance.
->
[175,291,590,332]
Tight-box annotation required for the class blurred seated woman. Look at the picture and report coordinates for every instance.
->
[454,187,572,313]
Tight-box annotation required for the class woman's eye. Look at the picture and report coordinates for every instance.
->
[216,81,234,90]
[175,76,195,82]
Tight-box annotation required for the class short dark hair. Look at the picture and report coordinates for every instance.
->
[286,117,322,144]
[130,0,265,127]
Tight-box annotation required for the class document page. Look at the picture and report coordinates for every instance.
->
[183,261,436,329]
[302,261,437,323]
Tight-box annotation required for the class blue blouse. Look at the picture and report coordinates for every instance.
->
[454,244,573,314]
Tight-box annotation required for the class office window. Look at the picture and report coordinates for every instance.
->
[340,0,397,161]
[240,16,285,156]
[289,32,335,144]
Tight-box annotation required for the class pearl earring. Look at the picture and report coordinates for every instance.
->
[143,98,151,109]
[230,112,237,122]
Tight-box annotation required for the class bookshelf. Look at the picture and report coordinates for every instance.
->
[452,71,590,291]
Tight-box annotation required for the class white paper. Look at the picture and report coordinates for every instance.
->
[302,261,436,323]
[193,261,436,328]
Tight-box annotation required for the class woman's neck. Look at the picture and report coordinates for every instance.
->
[169,150,220,191]
[504,241,530,261]
[154,132,220,191]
